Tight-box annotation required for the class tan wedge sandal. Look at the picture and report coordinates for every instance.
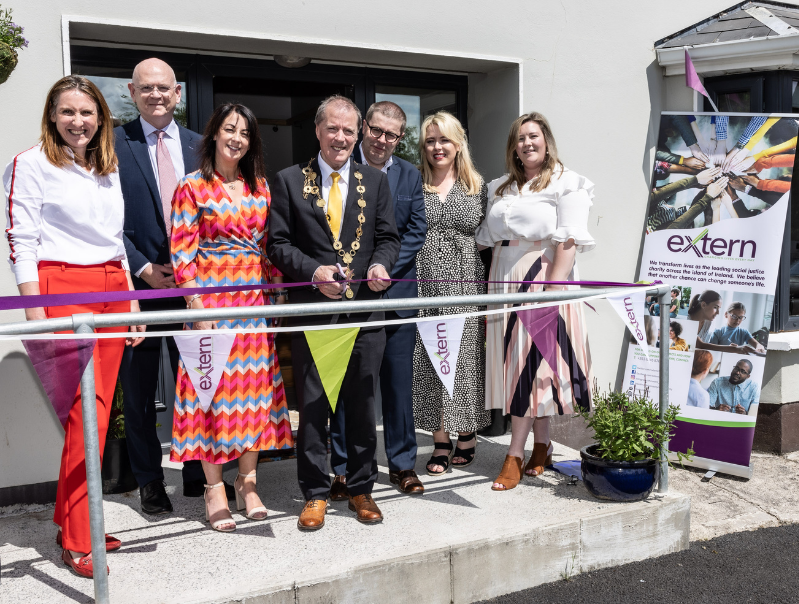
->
[524,442,554,477]
[491,455,525,491]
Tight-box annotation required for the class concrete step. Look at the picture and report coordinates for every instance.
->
[0,434,689,604]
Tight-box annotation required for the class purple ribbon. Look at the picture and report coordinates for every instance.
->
[0,278,656,311]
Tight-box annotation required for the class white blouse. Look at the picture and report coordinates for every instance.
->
[475,167,596,252]
[4,144,129,285]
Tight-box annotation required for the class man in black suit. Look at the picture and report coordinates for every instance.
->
[267,95,400,530]
[328,101,427,497]
[115,58,212,515]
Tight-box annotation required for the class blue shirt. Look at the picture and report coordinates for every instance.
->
[708,326,753,347]
[708,377,759,414]
[686,378,710,409]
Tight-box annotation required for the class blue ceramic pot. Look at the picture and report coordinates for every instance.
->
[580,444,660,502]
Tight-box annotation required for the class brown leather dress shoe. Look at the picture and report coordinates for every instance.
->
[389,470,424,495]
[329,475,349,501]
[297,499,328,531]
[348,494,383,524]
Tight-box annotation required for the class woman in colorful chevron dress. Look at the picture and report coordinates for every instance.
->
[170,103,293,532]
[475,112,594,491]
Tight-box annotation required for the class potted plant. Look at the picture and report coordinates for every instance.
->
[101,379,138,494]
[577,387,692,502]
[0,6,28,85]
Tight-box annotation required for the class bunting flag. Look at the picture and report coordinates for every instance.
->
[417,317,466,398]
[685,49,719,112]
[174,332,237,413]
[606,290,651,359]
[305,328,359,412]
[23,339,96,427]
[517,305,560,378]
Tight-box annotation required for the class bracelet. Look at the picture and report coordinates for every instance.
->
[186,294,202,309]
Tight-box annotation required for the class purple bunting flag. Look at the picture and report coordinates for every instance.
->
[517,305,560,381]
[23,339,96,427]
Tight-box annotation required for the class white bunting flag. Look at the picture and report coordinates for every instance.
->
[417,316,466,398]
[174,332,237,412]
[606,290,650,359]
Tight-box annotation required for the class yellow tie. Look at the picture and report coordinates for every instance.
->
[328,172,343,238]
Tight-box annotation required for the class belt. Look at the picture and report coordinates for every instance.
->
[38,260,124,270]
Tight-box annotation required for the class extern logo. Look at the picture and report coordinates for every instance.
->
[678,228,708,257]
[623,297,645,342]
[192,336,214,390]
[667,230,756,259]
[433,322,451,375]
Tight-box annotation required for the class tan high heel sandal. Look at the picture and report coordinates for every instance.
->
[524,442,554,477]
[234,471,268,521]
[205,483,236,532]
[491,455,525,491]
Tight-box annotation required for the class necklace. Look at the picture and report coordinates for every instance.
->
[216,170,240,189]
[302,158,366,300]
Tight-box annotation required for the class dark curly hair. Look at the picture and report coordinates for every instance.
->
[670,321,683,338]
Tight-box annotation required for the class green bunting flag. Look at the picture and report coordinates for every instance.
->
[304,327,359,412]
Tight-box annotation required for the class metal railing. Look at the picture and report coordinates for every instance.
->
[0,284,671,603]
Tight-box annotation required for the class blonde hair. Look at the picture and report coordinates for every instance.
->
[419,111,482,195]
[496,112,563,198]
[40,75,117,176]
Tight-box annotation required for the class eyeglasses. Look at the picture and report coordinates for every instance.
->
[367,122,402,143]
[134,85,176,95]
[729,314,746,321]
[731,366,751,375]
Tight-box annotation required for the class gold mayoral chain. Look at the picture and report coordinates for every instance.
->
[302,158,366,300]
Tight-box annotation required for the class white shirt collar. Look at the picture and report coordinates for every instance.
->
[140,116,180,141]
[317,152,351,184]
[359,142,393,173]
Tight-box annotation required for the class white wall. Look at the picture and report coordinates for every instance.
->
[0,0,763,490]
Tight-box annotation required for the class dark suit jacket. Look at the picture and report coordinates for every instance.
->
[352,147,426,317]
[114,118,202,291]
[266,157,400,325]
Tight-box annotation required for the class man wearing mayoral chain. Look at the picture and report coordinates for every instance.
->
[267,95,400,530]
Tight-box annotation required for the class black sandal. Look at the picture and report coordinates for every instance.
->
[426,440,454,476]
[452,432,477,469]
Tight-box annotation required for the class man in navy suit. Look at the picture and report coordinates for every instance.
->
[329,101,428,497]
[114,58,211,515]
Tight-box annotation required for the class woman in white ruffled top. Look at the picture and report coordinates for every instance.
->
[475,112,595,491]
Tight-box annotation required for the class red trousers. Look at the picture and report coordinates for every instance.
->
[39,261,129,553]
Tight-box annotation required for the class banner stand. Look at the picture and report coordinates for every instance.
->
[669,455,754,480]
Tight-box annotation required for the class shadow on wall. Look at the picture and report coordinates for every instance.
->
[614,58,664,393]
[0,350,64,491]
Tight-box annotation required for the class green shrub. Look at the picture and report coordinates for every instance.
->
[578,387,693,464]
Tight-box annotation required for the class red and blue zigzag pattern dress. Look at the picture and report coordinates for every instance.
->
[169,171,293,464]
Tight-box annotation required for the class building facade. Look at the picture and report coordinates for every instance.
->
[3,0,798,502]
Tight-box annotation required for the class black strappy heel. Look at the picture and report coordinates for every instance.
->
[426,439,454,476]
[452,432,477,469]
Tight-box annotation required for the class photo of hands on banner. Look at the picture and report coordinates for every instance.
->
[626,112,798,475]
[647,114,797,232]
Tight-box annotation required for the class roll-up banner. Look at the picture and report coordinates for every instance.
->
[624,112,797,478]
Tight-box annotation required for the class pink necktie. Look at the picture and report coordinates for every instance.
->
[156,130,178,236]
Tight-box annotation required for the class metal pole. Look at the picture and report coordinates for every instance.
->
[657,288,670,494]
[0,286,671,336]
[73,313,110,604]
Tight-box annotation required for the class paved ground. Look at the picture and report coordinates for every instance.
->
[669,451,799,541]
[0,432,686,604]
[476,450,799,604]
[1,433,796,603]
[477,523,799,604]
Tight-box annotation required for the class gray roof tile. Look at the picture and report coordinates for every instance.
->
[656,1,799,48]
